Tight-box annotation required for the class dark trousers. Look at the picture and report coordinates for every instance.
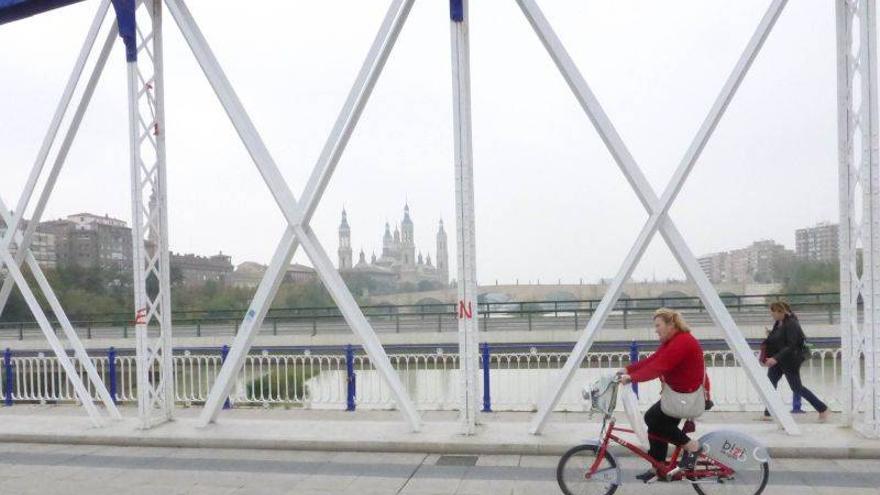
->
[645,400,691,463]
[763,363,828,415]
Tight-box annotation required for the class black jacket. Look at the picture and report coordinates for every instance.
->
[764,315,806,370]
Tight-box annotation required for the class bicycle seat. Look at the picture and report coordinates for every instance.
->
[682,420,696,434]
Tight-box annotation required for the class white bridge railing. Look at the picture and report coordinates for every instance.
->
[0,347,842,413]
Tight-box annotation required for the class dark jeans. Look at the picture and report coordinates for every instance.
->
[645,400,691,463]
[763,363,828,415]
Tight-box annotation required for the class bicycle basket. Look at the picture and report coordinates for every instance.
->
[583,375,619,416]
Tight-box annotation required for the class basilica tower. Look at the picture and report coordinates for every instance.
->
[401,203,416,266]
[338,209,352,269]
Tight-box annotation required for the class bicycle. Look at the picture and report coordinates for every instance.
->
[557,375,770,495]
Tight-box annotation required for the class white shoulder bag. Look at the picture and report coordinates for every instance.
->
[660,367,706,419]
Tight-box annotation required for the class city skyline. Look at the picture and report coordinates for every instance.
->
[2,0,841,285]
[2,207,839,288]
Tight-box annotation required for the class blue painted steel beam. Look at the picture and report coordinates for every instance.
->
[0,0,87,25]
[449,0,463,22]
[1,0,137,63]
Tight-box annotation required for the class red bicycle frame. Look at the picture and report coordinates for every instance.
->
[588,418,736,482]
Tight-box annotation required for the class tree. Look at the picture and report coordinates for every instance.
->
[774,258,839,294]
[277,281,335,309]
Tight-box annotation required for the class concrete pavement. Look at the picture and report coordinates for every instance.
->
[0,442,876,494]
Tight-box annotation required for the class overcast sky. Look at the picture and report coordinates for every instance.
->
[1,0,841,285]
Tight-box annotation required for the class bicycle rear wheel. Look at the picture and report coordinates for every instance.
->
[556,444,619,495]
[691,460,769,495]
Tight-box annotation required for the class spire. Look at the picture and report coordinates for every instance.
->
[358,249,366,264]
[371,251,377,264]
[426,253,433,266]
[418,251,424,265]
[337,208,352,269]
[402,202,413,226]
[339,208,350,230]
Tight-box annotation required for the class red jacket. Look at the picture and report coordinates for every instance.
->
[626,330,705,393]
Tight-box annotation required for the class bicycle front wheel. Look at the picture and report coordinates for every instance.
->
[691,459,769,495]
[556,444,619,495]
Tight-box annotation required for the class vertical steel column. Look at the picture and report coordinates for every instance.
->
[450,0,480,434]
[128,0,174,429]
[837,0,880,438]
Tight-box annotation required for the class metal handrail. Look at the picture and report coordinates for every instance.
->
[0,291,842,328]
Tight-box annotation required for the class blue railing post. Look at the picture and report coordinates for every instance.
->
[791,393,804,413]
[629,341,639,397]
[481,342,492,412]
[3,348,12,407]
[107,347,117,404]
[221,345,231,409]
[345,344,356,411]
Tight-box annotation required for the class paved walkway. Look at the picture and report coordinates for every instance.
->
[0,406,878,459]
[0,442,877,494]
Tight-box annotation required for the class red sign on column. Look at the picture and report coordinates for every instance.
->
[134,308,147,325]
[458,300,473,319]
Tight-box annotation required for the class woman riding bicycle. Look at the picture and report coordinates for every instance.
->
[618,308,706,483]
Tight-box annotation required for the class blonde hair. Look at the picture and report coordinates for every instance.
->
[769,301,796,318]
[653,307,691,333]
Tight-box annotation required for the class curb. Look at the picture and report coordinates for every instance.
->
[1,433,878,459]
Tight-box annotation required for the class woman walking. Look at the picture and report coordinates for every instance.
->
[618,308,706,483]
[761,301,830,422]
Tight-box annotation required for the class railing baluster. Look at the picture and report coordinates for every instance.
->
[3,349,12,406]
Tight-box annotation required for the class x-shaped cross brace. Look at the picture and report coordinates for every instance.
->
[518,0,800,435]
[0,0,121,426]
[162,0,422,430]
[0,0,120,322]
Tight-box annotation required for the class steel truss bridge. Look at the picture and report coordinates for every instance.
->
[0,0,878,438]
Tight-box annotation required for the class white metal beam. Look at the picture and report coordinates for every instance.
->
[163,0,422,430]
[450,0,480,434]
[836,0,880,438]
[836,0,857,431]
[518,0,799,435]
